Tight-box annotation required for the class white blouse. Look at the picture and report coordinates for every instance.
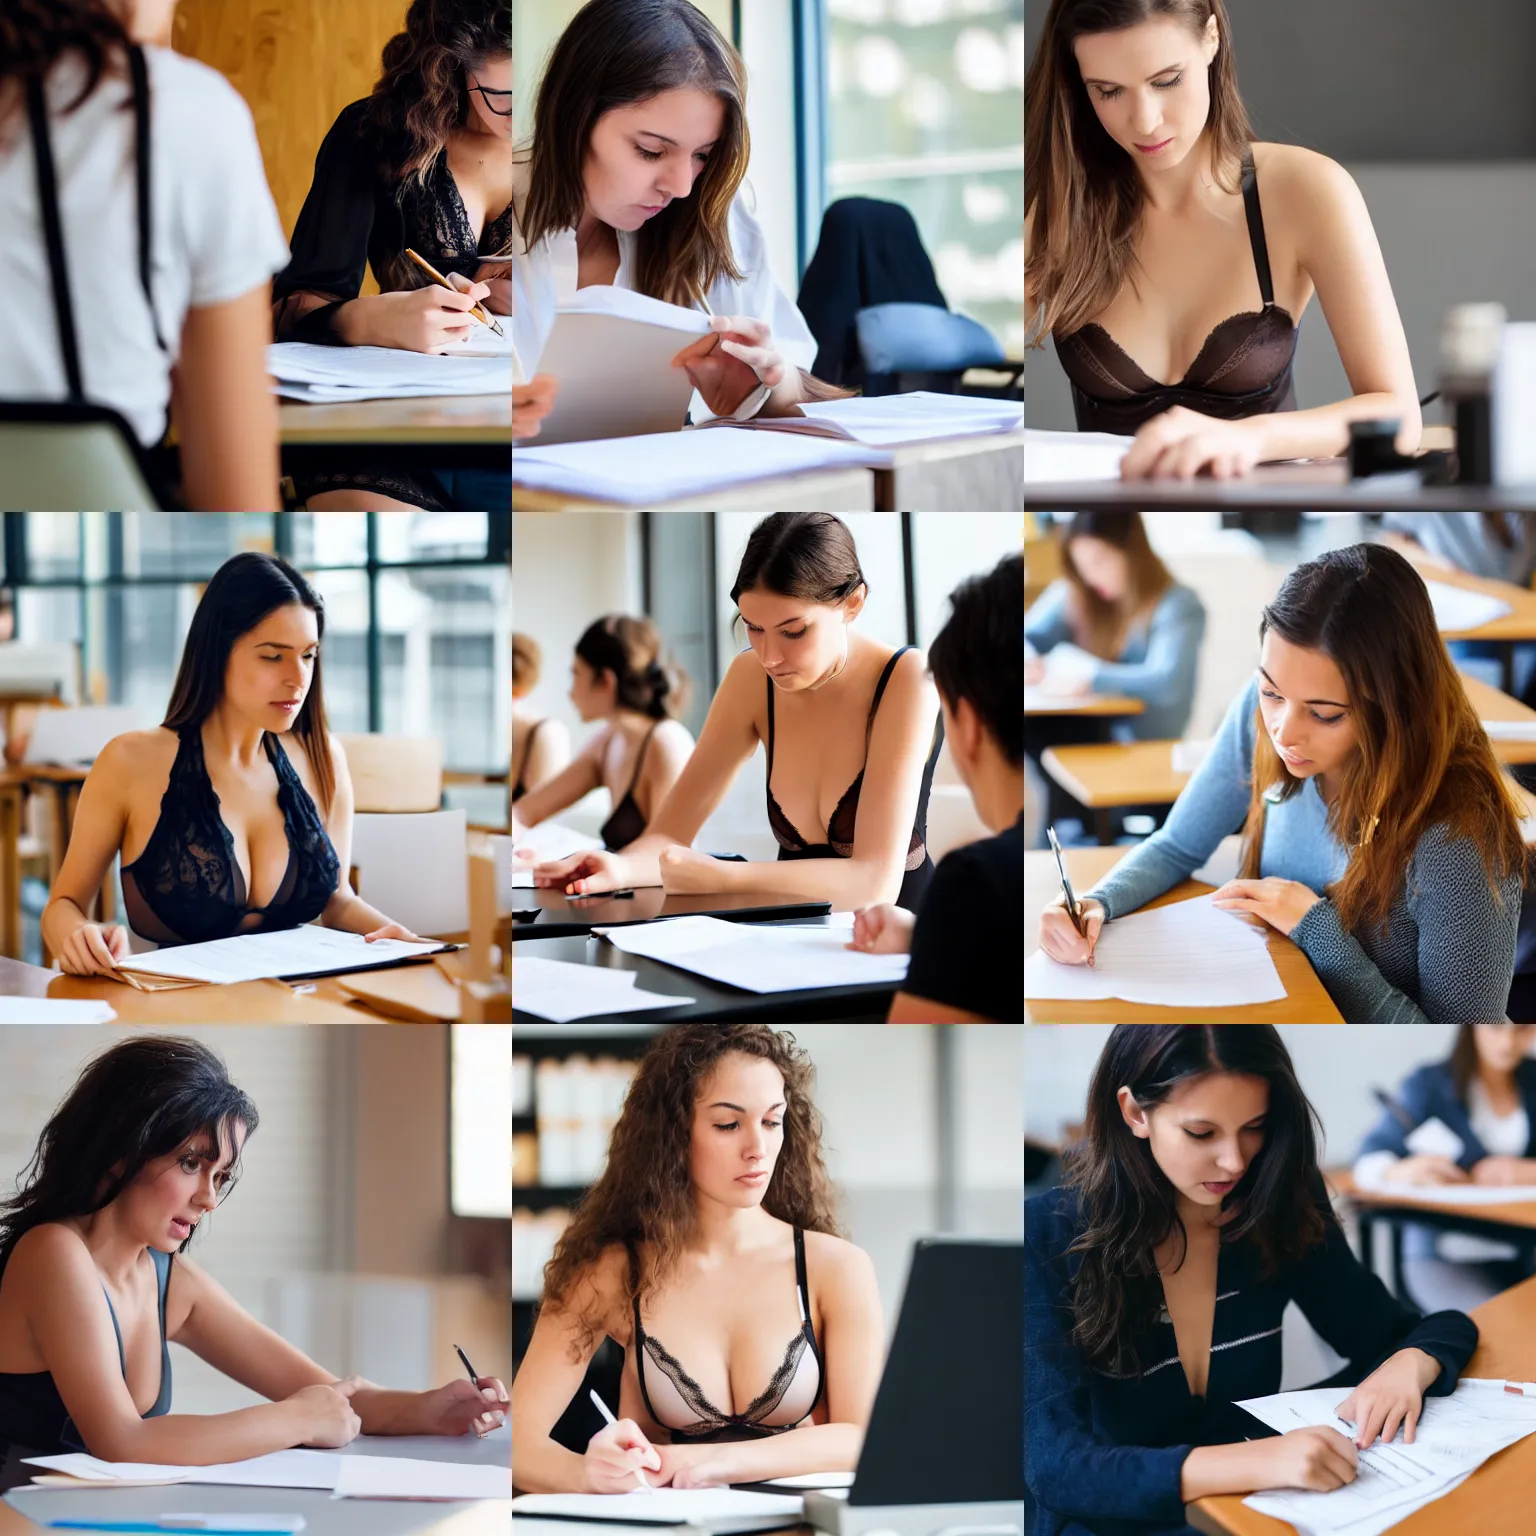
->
[510,154,817,407]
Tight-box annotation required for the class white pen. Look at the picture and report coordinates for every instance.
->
[588,1388,655,1492]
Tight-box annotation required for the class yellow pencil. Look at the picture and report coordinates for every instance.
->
[404,248,505,338]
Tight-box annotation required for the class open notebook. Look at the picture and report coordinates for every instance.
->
[111,928,455,989]
[690,391,1023,445]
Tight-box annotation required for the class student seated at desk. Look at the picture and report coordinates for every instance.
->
[273,0,510,512]
[1026,512,1205,841]
[511,1024,882,1492]
[1354,1023,1536,1312]
[1026,1025,1478,1536]
[1025,0,1421,479]
[41,552,423,977]
[512,0,852,434]
[1037,543,1527,1022]
[0,1035,506,1492]
[846,554,1024,1023]
[511,616,693,851]
[0,0,290,510]
[511,631,572,804]
[530,513,945,912]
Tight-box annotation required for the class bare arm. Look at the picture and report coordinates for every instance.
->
[521,720,572,795]
[514,748,602,832]
[1179,1441,1282,1501]
[41,736,132,959]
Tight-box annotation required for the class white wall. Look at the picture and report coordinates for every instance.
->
[912,513,1024,648]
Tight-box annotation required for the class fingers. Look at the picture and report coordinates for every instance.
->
[333,1374,365,1397]
[1355,1400,1388,1449]
[1403,1403,1420,1444]
[671,334,720,366]
[711,314,770,343]
[717,338,785,384]
[1379,1405,1406,1447]
[84,925,118,973]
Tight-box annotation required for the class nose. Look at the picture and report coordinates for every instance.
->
[653,162,693,201]
[1214,1144,1245,1176]
[1130,95,1163,138]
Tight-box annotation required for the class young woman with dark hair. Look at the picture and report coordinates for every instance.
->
[530,513,945,913]
[511,615,695,852]
[511,1025,883,1493]
[0,1035,506,1492]
[1026,0,1420,480]
[1036,542,1527,1022]
[42,551,422,976]
[1026,1025,1478,1536]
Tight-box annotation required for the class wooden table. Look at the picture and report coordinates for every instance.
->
[1026,691,1146,719]
[1188,1273,1536,1536]
[1396,543,1536,692]
[1457,671,1536,765]
[874,427,1023,511]
[1025,844,1344,1022]
[1041,739,1191,844]
[511,465,875,511]
[279,394,511,479]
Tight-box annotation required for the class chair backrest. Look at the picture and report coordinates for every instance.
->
[338,733,443,812]
[0,408,167,510]
[351,809,468,936]
[856,303,1006,375]
[24,705,141,765]
[0,641,81,705]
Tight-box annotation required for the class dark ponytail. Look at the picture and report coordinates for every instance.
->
[575,615,691,721]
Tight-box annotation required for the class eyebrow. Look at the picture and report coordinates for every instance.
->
[636,130,718,149]
[1081,61,1184,86]
[253,641,317,650]
[709,1101,786,1112]
[1182,1114,1268,1127]
[740,614,805,629]
[186,1144,235,1171]
[1258,666,1349,709]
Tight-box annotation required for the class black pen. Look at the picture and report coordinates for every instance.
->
[1371,1087,1417,1133]
[455,1343,500,1438]
[1046,824,1094,968]
[564,889,636,900]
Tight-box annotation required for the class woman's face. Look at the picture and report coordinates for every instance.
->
[1119,1070,1270,1212]
[1068,536,1130,603]
[1473,1023,1536,1073]
[689,1053,786,1211]
[568,654,615,721]
[115,1122,245,1253]
[1256,632,1359,786]
[223,604,319,735]
[582,87,726,234]
[738,588,859,693]
[1073,15,1220,174]
[465,53,513,138]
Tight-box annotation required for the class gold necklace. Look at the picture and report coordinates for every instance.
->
[802,633,849,693]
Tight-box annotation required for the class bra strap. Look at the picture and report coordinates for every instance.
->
[1239,153,1276,309]
[623,723,659,802]
[863,646,911,751]
[766,673,776,772]
[627,1240,663,1428]
[26,74,84,400]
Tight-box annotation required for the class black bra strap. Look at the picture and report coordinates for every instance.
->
[863,646,911,750]
[1239,153,1276,309]
[623,723,658,802]
[128,45,169,355]
[27,75,85,400]
[766,673,776,773]
[627,1240,663,1428]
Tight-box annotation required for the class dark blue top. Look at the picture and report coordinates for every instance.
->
[0,1246,174,1491]
[119,726,341,946]
[1025,1184,1478,1536]
[1357,1057,1536,1169]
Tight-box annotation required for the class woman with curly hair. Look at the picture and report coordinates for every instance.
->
[511,1025,885,1494]
[273,0,511,511]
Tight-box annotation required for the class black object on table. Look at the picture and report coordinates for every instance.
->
[512,887,832,941]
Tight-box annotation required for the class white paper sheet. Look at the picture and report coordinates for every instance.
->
[114,928,451,986]
[761,1471,856,1488]
[511,869,536,888]
[511,1490,804,1524]
[0,998,116,1023]
[1402,1116,1467,1160]
[1025,686,1097,711]
[1424,578,1513,633]
[1024,893,1287,1007]
[1353,1179,1536,1205]
[331,1454,511,1500]
[1023,428,1134,484]
[268,342,511,401]
[1480,717,1536,740]
[510,956,693,1022]
[24,1449,339,1489]
[512,819,605,862]
[511,428,889,504]
[696,392,1022,446]
[593,914,909,993]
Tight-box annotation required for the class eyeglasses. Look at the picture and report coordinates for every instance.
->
[468,81,513,116]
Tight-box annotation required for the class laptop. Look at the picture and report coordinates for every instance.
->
[800,1236,1023,1536]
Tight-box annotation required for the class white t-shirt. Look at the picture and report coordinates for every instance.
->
[0,47,291,447]
[510,154,817,402]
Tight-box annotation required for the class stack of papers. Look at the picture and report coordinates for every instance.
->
[1424,578,1513,633]
[1024,427,1134,484]
[269,341,511,402]
[694,392,1022,445]
[511,1489,804,1532]
[114,928,451,987]
[511,955,692,1021]
[1025,893,1286,1007]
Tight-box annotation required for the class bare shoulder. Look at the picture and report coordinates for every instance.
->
[104,727,177,770]
[1251,142,1361,214]
[553,1241,631,1331]
[802,1229,877,1293]
[6,1222,94,1289]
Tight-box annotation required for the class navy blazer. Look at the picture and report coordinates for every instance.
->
[1357,1057,1536,1169]
[1025,1183,1478,1536]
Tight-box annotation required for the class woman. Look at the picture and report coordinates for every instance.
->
[42,552,423,977]
[511,632,572,804]
[1025,0,1421,480]
[1354,1024,1536,1312]
[0,1036,506,1490]
[0,0,289,510]
[511,617,694,851]
[1026,512,1206,839]
[1027,1025,1478,1536]
[511,1025,883,1492]
[514,0,853,430]
[1037,543,1527,1022]
[531,514,945,913]
[273,0,511,512]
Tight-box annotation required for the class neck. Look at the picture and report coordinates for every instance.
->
[202,704,268,770]
[1138,132,1218,216]
[1477,1061,1517,1096]
[1174,1191,1227,1236]
[689,1196,772,1258]
[575,208,612,252]
[973,758,1025,835]
[69,1208,149,1291]
[800,632,853,696]
[610,707,655,733]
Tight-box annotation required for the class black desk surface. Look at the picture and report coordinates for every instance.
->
[512,885,831,940]
[511,916,895,1022]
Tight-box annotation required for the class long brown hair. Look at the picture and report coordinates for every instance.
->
[1448,1025,1480,1104]
[1063,1025,1327,1376]
[540,1026,843,1361]
[1025,0,1253,343]
[1236,543,1526,939]
[1057,512,1175,660]
[520,0,749,309]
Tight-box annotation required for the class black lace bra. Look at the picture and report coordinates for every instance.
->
[626,1229,824,1445]
[119,727,341,946]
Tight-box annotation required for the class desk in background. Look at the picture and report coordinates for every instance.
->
[1025,845,1344,1023]
[875,427,1024,511]
[511,464,875,511]
[1397,544,1536,693]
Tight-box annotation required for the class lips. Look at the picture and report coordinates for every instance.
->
[736,1171,768,1184]
[271,700,301,711]
[170,1216,194,1237]
[1277,745,1311,766]
[1135,137,1174,154]
[1202,1180,1236,1193]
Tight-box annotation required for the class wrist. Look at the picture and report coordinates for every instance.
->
[334,297,374,347]
[1404,1347,1442,1391]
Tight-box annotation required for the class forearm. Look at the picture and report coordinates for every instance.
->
[1247,394,1422,463]
[108,1401,303,1466]
[704,1422,862,1481]
[512,1432,590,1494]
[1178,1441,1276,1501]
[333,295,381,348]
[41,896,91,956]
[350,1385,428,1436]
[708,855,899,908]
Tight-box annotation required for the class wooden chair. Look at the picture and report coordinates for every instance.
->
[336,733,442,813]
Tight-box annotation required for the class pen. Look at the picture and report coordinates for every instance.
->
[453,1342,500,1438]
[565,889,636,900]
[1371,1087,1417,1133]
[1046,824,1094,968]
[405,248,505,337]
[588,1388,654,1491]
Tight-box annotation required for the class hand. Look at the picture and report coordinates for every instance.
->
[1037,896,1105,968]
[1337,1348,1440,1449]
[1025,656,1047,686]
[654,1441,736,1489]
[1211,877,1322,937]
[56,921,130,977]
[671,314,786,416]
[658,844,728,894]
[533,848,629,896]
[473,261,512,315]
[514,375,558,440]
[1470,1154,1536,1186]
[288,1376,364,1449]
[1258,1426,1359,1491]
[416,1375,508,1437]
[364,922,426,943]
[583,1418,662,1494]
[1120,406,1267,480]
[1386,1154,1470,1187]
[847,903,915,954]
[362,277,493,353]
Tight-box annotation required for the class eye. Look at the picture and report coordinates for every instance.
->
[636,146,662,162]
[714,1122,739,1132]
[1184,1130,1214,1141]
[1094,86,1123,101]
[763,1120,782,1131]
[1154,74,1182,90]
[782,630,806,641]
